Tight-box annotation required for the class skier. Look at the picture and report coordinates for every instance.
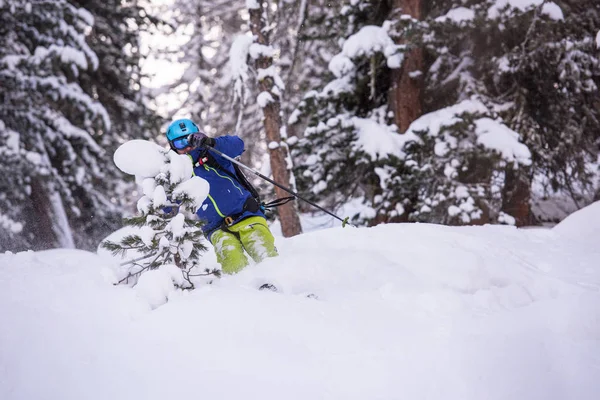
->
[165,118,278,274]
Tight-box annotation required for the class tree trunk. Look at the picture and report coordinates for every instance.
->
[249,2,302,237]
[389,0,423,132]
[502,167,532,227]
[29,177,75,250]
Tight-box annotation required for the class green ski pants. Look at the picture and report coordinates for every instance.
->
[210,216,278,274]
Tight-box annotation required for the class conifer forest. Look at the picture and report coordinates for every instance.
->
[1,0,598,252]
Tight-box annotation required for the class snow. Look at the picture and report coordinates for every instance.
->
[553,200,600,243]
[474,118,532,165]
[257,66,285,90]
[114,140,167,177]
[245,0,260,9]
[322,75,354,95]
[455,185,470,198]
[113,140,194,184]
[249,43,275,59]
[134,267,176,309]
[152,184,168,207]
[488,0,564,21]
[229,34,253,103]
[166,150,194,184]
[498,211,517,225]
[351,117,416,160]
[406,98,488,136]
[33,75,110,129]
[328,55,355,79]
[114,139,209,214]
[172,176,210,210]
[257,91,275,108]
[404,100,531,165]
[448,205,462,217]
[539,2,564,20]
[329,25,401,78]
[1,200,600,400]
[435,7,475,24]
[75,6,95,26]
[137,196,152,214]
[0,213,23,234]
[341,25,398,60]
[47,187,76,249]
[34,45,89,71]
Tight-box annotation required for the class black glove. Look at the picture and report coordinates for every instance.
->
[188,133,216,149]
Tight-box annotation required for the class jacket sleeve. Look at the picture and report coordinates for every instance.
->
[212,135,245,158]
[187,148,203,164]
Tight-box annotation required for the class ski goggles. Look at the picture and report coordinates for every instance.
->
[169,135,191,150]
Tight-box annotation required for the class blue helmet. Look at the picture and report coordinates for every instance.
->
[166,118,200,141]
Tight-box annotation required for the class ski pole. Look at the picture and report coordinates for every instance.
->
[206,146,356,228]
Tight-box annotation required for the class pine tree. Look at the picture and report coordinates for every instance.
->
[0,0,163,251]
[414,0,600,224]
[101,144,214,288]
[247,0,302,236]
[290,0,599,227]
[155,0,217,125]
[0,0,112,250]
[72,0,160,142]
[0,120,27,250]
[501,0,600,219]
[377,0,537,225]
[69,0,163,249]
[290,0,409,223]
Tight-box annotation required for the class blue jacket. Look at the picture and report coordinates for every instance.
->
[187,135,264,238]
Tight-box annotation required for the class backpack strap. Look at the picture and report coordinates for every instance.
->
[203,152,262,202]
[201,151,297,213]
[262,196,296,209]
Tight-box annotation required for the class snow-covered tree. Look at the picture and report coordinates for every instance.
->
[245,0,302,236]
[70,0,163,249]
[153,0,220,125]
[502,0,600,217]
[72,0,161,142]
[101,141,213,288]
[418,0,600,223]
[151,0,269,183]
[291,0,599,227]
[389,99,532,225]
[290,0,409,222]
[0,0,114,251]
[0,0,163,251]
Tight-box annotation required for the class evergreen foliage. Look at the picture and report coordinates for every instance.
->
[0,0,113,250]
[71,0,163,249]
[2,0,598,251]
[290,0,409,221]
[291,0,600,226]
[418,0,600,223]
[101,149,214,289]
[0,0,161,251]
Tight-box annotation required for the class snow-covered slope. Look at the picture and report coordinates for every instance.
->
[1,202,599,400]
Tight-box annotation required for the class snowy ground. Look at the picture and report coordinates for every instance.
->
[1,203,599,400]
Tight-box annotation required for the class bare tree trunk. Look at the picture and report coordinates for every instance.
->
[389,0,423,132]
[249,2,302,237]
[502,167,533,226]
[29,177,75,250]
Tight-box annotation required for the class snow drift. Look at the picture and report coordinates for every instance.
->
[1,202,599,400]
